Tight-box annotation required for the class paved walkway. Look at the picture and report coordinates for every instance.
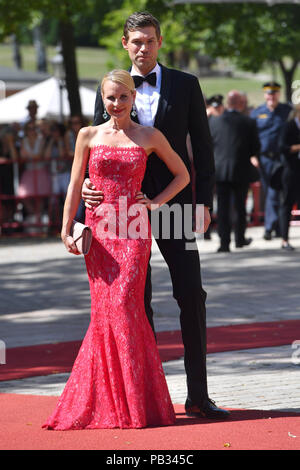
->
[1,225,300,415]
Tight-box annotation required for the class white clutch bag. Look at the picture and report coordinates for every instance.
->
[70,220,92,255]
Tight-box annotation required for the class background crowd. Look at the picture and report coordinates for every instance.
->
[0,82,300,250]
[0,99,88,234]
[205,81,300,252]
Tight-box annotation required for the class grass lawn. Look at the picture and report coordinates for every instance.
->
[0,43,297,107]
[0,44,114,81]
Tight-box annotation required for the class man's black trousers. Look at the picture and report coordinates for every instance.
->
[144,232,209,405]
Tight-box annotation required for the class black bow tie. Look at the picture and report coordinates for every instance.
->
[132,72,156,88]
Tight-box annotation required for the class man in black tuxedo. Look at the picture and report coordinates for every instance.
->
[82,11,229,419]
[209,90,260,252]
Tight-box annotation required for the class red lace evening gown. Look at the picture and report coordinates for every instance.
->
[43,145,176,430]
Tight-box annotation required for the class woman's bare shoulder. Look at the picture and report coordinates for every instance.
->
[135,126,168,155]
[137,125,163,142]
[77,125,100,144]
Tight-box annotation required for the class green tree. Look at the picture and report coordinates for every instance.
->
[0,0,125,115]
[145,1,300,102]
[0,0,92,115]
[99,0,148,69]
[99,0,204,69]
[199,3,300,102]
[0,1,36,39]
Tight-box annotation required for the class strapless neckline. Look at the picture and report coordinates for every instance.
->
[90,143,148,157]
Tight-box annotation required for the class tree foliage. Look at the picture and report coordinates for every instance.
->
[2,1,300,102]
[0,0,91,114]
[99,0,148,69]
[0,0,127,114]
[0,0,87,39]
[146,1,300,100]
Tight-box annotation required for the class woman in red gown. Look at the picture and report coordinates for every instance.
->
[43,70,190,430]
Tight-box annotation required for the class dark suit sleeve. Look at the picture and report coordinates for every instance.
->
[279,121,287,152]
[249,118,260,157]
[279,120,299,164]
[93,85,105,126]
[188,76,215,208]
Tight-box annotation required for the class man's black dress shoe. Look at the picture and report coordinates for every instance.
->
[263,230,272,240]
[217,246,230,253]
[236,237,252,248]
[185,398,230,420]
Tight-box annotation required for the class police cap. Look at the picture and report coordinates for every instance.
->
[262,82,281,94]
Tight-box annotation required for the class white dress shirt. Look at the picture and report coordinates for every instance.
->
[131,63,162,127]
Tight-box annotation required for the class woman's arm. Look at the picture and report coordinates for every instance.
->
[61,127,90,254]
[136,129,190,210]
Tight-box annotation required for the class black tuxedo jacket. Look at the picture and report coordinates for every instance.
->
[208,110,260,184]
[93,64,215,208]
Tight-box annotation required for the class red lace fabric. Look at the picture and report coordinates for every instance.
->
[43,145,176,430]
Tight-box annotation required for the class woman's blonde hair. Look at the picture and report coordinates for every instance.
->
[101,69,135,94]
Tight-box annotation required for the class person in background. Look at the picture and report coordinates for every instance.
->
[45,122,70,198]
[209,90,260,252]
[17,121,51,222]
[206,94,224,118]
[251,82,292,240]
[20,100,39,130]
[37,119,52,149]
[204,94,224,240]
[65,115,87,222]
[64,115,87,159]
[45,122,70,229]
[239,92,254,116]
[0,127,19,229]
[7,122,23,154]
[278,104,300,251]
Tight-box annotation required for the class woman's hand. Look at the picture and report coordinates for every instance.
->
[250,156,260,168]
[61,233,81,255]
[135,191,158,210]
[194,206,211,234]
[290,144,300,153]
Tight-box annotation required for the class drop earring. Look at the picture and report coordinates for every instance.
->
[103,107,108,119]
[131,104,137,117]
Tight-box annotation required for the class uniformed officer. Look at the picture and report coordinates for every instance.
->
[251,82,292,240]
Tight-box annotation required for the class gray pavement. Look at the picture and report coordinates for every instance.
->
[1,225,300,413]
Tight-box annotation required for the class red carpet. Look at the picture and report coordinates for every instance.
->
[1,319,300,382]
[0,394,299,450]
